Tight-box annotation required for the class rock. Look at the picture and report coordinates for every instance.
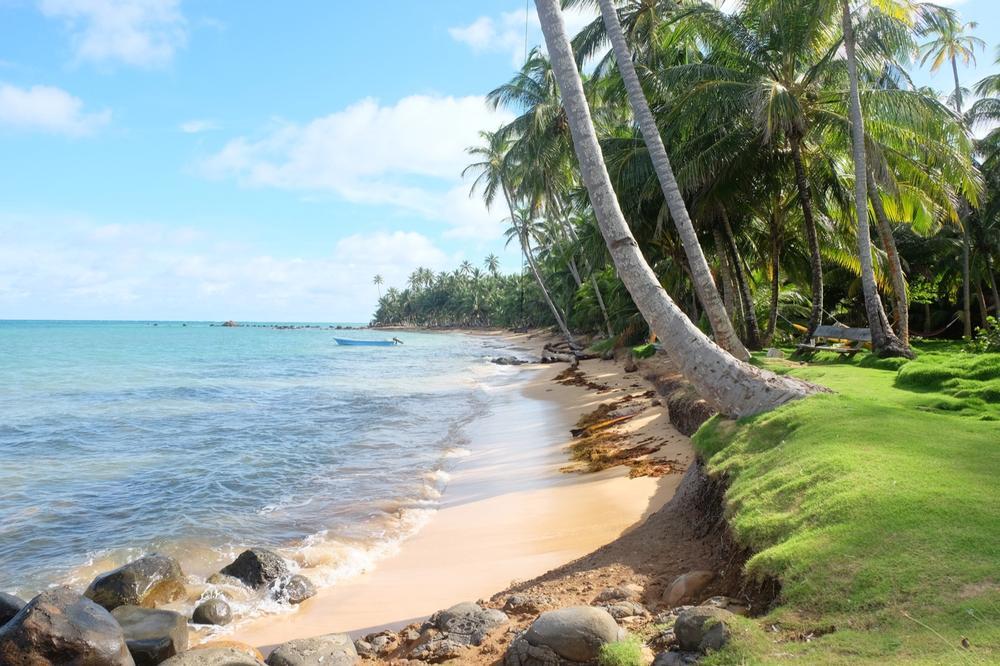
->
[360,631,396,657]
[192,598,233,626]
[673,607,735,653]
[353,639,373,658]
[408,637,466,663]
[503,594,551,615]
[265,633,358,666]
[275,575,316,605]
[652,651,701,666]
[700,596,749,616]
[624,361,639,373]
[492,356,527,366]
[161,647,265,665]
[503,633,564,666]
[399,626,421,644]
[664,571,715,607]
[112,605,189,666]
[0,586,134,665]
[766,348,785,359]
[221,321,238,328]
[219,549,289,589]
[191,641,265,661]
[602,601,648,620]
[85,554,186,611]
[429,601,508,646]
[522,606,622,663]
[592,585,642,604]
[0,591,26,627]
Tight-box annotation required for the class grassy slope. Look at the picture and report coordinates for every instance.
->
[692,344,999,665]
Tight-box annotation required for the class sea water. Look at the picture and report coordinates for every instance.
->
[0,321,522,613]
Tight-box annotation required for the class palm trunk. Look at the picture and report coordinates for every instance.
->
[535,0,819,416]
[767,212,781,345]
[712,223,736,319]
[867,170,909,344]
[721,208,762,349]
[988,256,1000,314]
[950,54,972,338]
[841,0,911,357]
[552,198,615,337]
[502,184,576,346]
[977,281,989,328]
[595,0,749,361]
[789,136,824,338]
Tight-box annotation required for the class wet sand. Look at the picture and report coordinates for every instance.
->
[223,336,691,649]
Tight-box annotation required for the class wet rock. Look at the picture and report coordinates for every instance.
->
[674,607,735,653]
[0,591,26,627]
[0,586,134,665]
[492,356,528,365]
[602,600,648,620]
[521,606,622,663]
[429,601,508,646]
[192,598,232,626]
[85,553,186,611]
[275,574,316,605]
[219,549,289,589]
[191,641,265,661]
[112,605,188,666]
[664,571,715,607]
[592,585,642,604]
[162,647,265,665]
[265,633,358,666]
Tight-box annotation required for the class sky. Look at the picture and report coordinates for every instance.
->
[0,0,998,322]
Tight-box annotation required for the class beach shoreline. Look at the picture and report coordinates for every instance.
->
[213,330,694,650]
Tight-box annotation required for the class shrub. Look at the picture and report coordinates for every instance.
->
[598,636,644,666]
[966,316,1000,354]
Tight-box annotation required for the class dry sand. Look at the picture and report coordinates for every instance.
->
[222,332,693,650]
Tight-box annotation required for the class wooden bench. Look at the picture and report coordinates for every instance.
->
[795,325,872,359]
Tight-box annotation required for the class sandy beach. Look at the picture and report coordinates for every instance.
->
[218,332,693,650]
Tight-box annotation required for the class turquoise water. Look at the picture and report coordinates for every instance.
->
[0,321,512,600]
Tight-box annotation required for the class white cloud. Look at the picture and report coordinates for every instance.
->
[39,0,187,68]
[449,7,599,66]
[0,216,452,321]
[200,94,514,238]
[179,118,216,133]
[0,83,110,135]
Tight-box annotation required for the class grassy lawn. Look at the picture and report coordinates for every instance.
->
[692,343,999,665]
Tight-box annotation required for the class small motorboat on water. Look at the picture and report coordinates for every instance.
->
[334,337,403,347]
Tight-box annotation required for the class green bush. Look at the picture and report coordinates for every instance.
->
[966,316,1000,353]
[597,637,644,666]
[631,342,657,359]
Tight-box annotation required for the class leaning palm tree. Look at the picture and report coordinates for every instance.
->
[534,0,818,417]
[373,274,384,299]
[919,10,984,337]
[464,129,577,346]
[595,0,749,361]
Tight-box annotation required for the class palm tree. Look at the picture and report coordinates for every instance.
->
[839,0,911,357]
[464,130,578,346]
[595,0,749,361]
[484,253,500,277]
[534,0,818,417]
[919,10,984,337]
[373,274,384,299]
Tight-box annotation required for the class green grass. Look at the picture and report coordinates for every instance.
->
[598,636,645,666]
[693,345,1000,664]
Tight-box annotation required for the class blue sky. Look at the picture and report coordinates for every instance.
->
[0,0,997,321]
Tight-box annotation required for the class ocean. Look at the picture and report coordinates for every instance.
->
[0,320,522,618]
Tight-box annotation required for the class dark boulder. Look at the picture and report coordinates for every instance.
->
[673,606,735,653]
[112,605,188,666]
[275,575,316,605]
[0,586,134,665]
[265,633,358,666]
[85,554,186,611]
[0,591,26,627]
[192,599,232,626]
[218,549,289,589]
